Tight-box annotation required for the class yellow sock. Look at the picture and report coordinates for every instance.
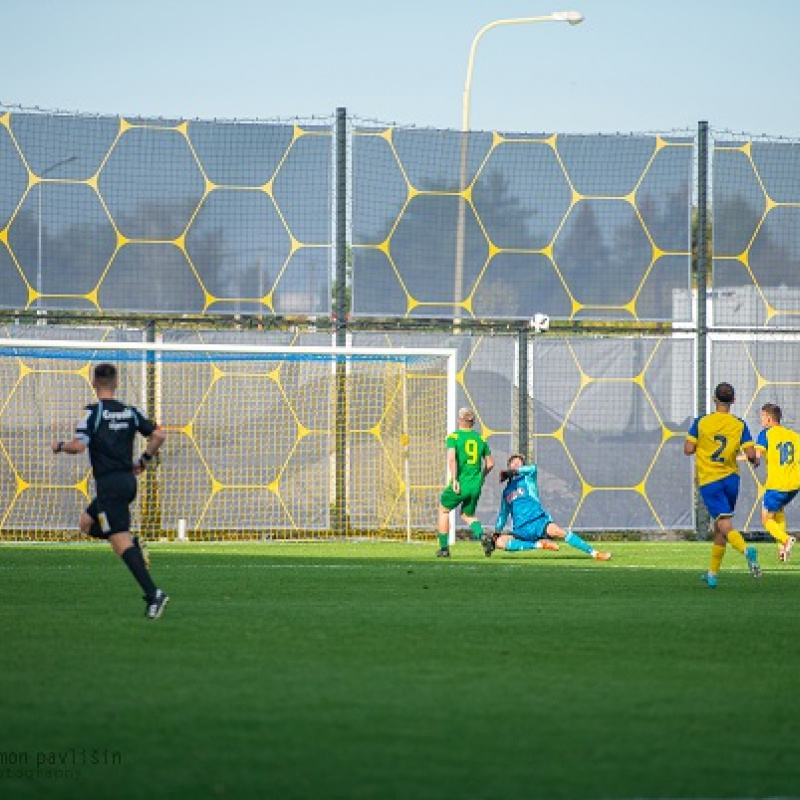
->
[776,511,788,537]
[765,517,789,545]
[726,529,746,554]
[710,543,726,574]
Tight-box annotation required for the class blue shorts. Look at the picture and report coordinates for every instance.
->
[699,474,740,520]
[512,513,553,542]
[763,489,799,513]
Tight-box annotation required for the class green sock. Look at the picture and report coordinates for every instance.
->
[437,534,449,550]
[469,521,483,540]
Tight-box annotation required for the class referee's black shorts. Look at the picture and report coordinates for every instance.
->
[85,472,138,537]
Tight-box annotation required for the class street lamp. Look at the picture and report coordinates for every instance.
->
[37,155,77,318]
[454,11,584,313]
[462,11,584,131]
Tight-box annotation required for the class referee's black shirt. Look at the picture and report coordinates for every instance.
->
[75,400,156,480]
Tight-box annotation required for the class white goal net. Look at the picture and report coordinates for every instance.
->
[0,338,456,541]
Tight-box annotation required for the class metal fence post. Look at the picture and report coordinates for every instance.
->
[142,320,162,538]
[333,107,348,535]
[695,120,710,540]
[518,326,529,461]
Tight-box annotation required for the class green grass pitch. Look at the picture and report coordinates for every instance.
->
[2,540,800,800]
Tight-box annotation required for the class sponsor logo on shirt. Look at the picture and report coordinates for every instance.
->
[103,408,134,431]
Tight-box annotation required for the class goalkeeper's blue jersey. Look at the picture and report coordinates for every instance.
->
[496,465,547,531]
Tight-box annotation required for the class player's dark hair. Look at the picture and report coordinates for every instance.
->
[507,453,526,466]
[762,403,782,423]
[714,382,735,404]
[93,362,118,388]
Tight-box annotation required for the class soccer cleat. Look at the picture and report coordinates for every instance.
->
[480,531,495,557]
[435,548,451,558]
[780,535,796,563]
[701,571,718,588]
[745,546,761,578]
[132,535,151,569]
[145,589,169,619]
[538,540,560,551]
[592,550,611,561]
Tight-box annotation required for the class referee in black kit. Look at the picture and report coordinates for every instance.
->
[52,362,169,619]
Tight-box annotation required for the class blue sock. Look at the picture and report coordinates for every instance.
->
[504,539,536,552]
[564,531,594,555]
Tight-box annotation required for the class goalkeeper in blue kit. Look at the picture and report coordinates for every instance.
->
[482,454,611,560]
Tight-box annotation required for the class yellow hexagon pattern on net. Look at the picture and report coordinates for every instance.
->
[531,336,685,530]
[132,330,443,538]
[0,114,331,314]
[713,139,800,325]
[0,328,115,540]
[714,339,800,534]
[353,129,691,320]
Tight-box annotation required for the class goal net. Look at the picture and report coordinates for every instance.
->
[0,338,456,542]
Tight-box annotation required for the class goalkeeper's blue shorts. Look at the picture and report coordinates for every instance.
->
[512,512,553,542]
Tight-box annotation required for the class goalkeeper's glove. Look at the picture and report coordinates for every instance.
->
[500,469,518,483]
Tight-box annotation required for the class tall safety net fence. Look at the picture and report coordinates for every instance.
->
[713,134,800,328]
[7,109,800,535]
[351,127,693,322]
[0,111,332,315]
[710,132,800,535]
[529,334,695,531]
[709,334,800,534]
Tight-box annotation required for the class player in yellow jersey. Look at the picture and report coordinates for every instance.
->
[755,403,799,562]
[685,382,760,588]
[435,407,494,557]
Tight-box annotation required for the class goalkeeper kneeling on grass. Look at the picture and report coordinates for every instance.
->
[482,454,611,561]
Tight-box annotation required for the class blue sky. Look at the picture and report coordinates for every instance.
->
[4,0,799,136]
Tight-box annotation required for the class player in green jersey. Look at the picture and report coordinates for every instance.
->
[436,407,494,557]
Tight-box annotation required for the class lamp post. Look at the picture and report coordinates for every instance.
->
[462,11,584,132]
[454,10,584,312]
[37,155,77,318]
[449,11,583,541]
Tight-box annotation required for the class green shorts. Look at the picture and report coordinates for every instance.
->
[440,480,483,517]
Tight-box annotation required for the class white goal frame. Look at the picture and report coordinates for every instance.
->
[0,337,458,543]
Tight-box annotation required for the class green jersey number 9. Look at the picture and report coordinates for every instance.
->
[464,438,480,465]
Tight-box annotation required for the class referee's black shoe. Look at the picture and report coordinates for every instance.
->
[145,589,169,620]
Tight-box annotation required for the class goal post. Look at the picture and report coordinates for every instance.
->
[0,337,456,542]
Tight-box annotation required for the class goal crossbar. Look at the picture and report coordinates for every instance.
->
[0,338,455,362]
